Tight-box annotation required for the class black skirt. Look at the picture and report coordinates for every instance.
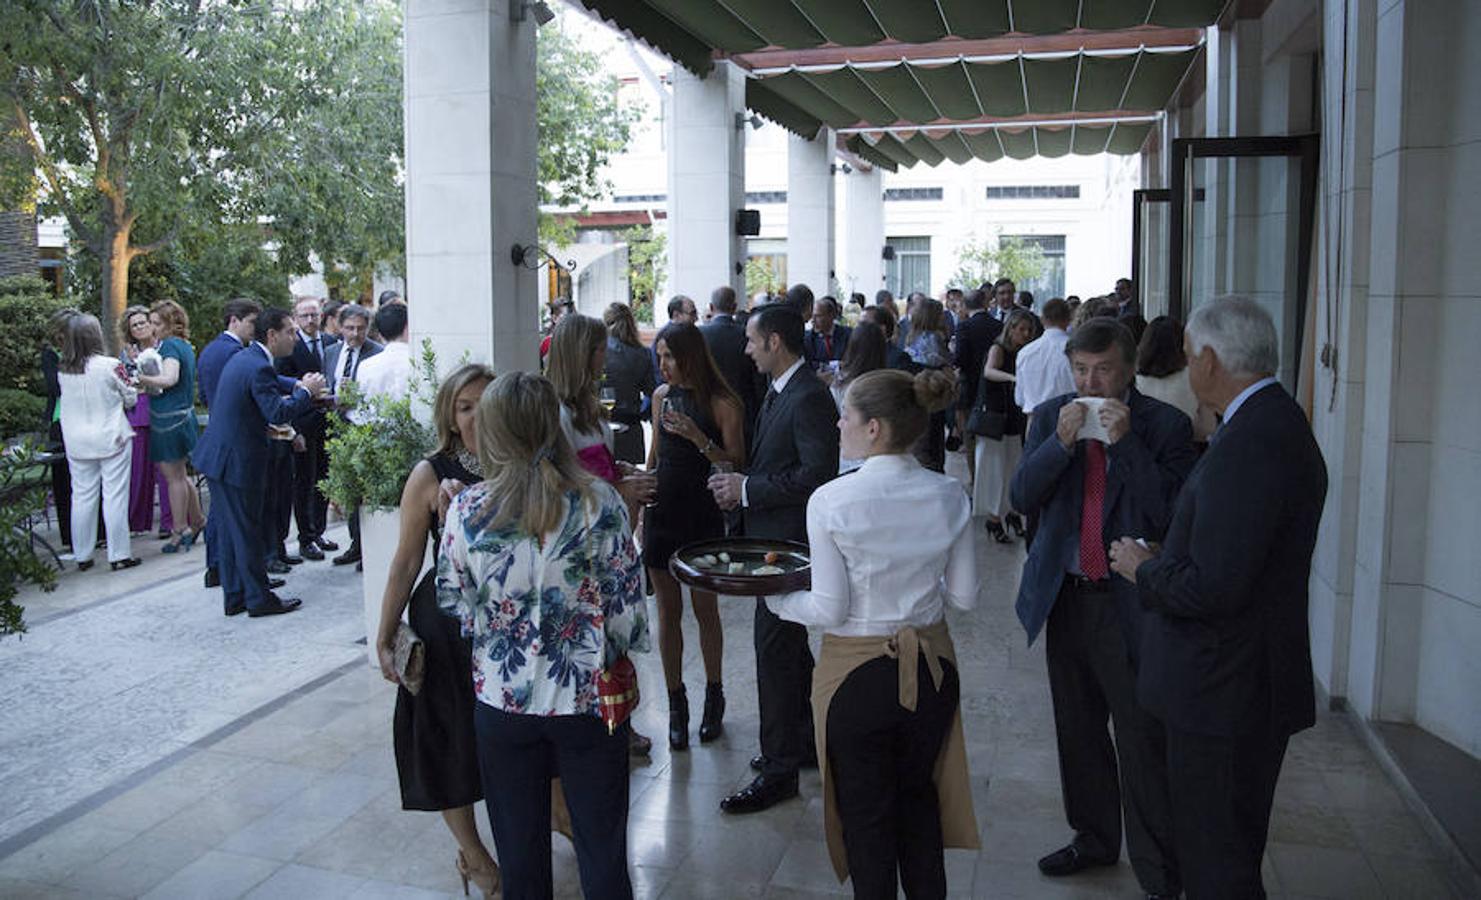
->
[393,568,483,810]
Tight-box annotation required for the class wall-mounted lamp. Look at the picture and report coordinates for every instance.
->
[830,163,854,175]
[734,112,764,131]
[510,243,575,272]
[511,0,555,25]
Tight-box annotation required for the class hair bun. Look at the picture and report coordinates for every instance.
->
[912,368,958,413]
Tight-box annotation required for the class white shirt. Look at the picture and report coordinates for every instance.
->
[741,356,806,507]
[58,356,137,459]
[767,454,977,636]
[1137,370,1217,442]
[1013,327,1075,414]
[355,340,412,403]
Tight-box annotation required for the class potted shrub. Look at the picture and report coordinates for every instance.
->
[1,438,61,638]
[320,342,440,661]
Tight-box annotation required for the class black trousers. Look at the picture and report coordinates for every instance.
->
[828,655,959,900]
[1165,724,1289,900]
[1045,582,1179,894]
[754,597,816,778]
[473,704,632,900]
[261,441,294,560]
[292,422,328,544]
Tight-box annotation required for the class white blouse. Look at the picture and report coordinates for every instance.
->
[58,355,137,460]
[768,453,977,636]
[1136,370,1218,442]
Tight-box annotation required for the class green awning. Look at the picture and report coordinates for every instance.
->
[572,0,1218,162]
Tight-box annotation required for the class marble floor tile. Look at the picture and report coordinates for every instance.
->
[1267,841,1386,899]
[60,829,212,898]
[138,850,280,900]
[240,862,369,899]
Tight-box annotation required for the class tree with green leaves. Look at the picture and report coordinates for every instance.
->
[950,231,1048,293]
[620,225,665,324]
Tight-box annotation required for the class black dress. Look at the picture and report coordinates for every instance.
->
[394,452,484,811]
[642,385,725,569]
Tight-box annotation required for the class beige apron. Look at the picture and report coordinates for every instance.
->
[810,618,980,883]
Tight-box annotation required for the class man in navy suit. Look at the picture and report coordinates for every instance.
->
[277,297,339,561]
[192,308,326,617]
[953,287,1004,476]
[1111,298,1327,898]
[321,304,382,568]
[802,295,850,366]
[701,286,761,442]
[195,299,262,590]
[1010,318,1195,899]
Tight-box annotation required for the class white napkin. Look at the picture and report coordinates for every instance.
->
[1073,397,1112,444]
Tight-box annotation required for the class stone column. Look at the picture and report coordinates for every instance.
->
[786,129,836,295]
[403,0,539,375]
[665,61,745,325]
[839,166,885,299]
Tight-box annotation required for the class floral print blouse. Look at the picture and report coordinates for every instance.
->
[437,480,649,717]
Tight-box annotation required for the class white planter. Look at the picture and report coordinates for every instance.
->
[359,507,431,667]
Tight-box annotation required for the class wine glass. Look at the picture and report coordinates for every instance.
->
[599,385,617,413]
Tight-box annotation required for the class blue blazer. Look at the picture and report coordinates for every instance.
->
[192,346,314,488]
[197,332,246,409]
[803,324,851,365]
[1010,388,1196,651]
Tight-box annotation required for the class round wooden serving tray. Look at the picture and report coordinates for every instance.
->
[669,538,811,596]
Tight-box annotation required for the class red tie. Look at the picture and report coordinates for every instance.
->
[1079,440,1109,580]
[823,333,833,358]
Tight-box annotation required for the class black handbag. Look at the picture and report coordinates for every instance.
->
[964,375,1007,440]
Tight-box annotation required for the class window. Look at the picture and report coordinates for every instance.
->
[985,185,1081,200]
[1004,234,1066,301]
[745,190,787,204]
[613,193,666,204]
[885,236,931,298]
[884,187,943,201]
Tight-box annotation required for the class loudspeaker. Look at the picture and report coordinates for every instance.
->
[882,244,896,260]
[735,209,761,236]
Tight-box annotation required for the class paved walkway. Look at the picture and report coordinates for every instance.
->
[0,489,1469,898]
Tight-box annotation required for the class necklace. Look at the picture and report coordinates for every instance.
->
[455,448,484,479]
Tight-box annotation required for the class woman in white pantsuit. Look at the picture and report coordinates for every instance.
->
[971,310,1036,541]
[57,314,142,571]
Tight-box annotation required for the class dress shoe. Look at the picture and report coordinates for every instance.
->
[750,754,767,772]
[204,567,221,588]
[278,552,303,566]
[1037,843,1117,877]
[267,577,286,590]
[110,557,142,572]
[225,603,246,617]
[332,547,361,566]
[721,773,799,814]
[299,543,324,561]
[248,596,303,617]
[749,752,817,772]
[315,537,340,552]
[265,559,291,575]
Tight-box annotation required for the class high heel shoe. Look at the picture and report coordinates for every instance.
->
[699,681,725,743]
[110,558,142,572]
[161,531,188,554]
[456,849,500,898]
[985,519,1012,543]
[179,527,203,550]
[668,684,690,751]
[1005,512,1026,538]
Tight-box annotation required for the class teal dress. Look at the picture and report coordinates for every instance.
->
[149,336,198,463]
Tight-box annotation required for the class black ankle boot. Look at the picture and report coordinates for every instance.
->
[699,681,725,743]
[668,685,689,751]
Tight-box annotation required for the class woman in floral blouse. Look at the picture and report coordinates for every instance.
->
[438,372,648,900]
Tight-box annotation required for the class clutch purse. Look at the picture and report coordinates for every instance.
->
[596,655,639,734]
[392,622,425,695]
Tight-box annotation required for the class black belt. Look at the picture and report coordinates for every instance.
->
[1064,574,1114,592]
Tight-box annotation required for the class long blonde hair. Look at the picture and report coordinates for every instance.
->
[433,363,496,457]
[118,305,153,351]
[475,372,593,536]
[545,313,607,435]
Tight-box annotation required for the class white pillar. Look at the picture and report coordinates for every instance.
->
[403,0,539,375]
[840,166,885,299]
[665,62,745,324]
[786,129,836,295]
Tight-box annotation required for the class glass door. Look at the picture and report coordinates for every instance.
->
[1169,135,1319,387]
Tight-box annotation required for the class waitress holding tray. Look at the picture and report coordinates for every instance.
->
[767,367,980,899]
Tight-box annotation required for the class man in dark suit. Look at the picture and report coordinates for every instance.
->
[1010,318,1195,899]
[321,304,383,568]
[192,308,326,617]
[277,297,339,561]
[1110,297,1327,899]
[953,286,1004,475]
[708,304,839,814]
[802,295,851,366]
[700,285,761,441]
[196,298,262,590]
